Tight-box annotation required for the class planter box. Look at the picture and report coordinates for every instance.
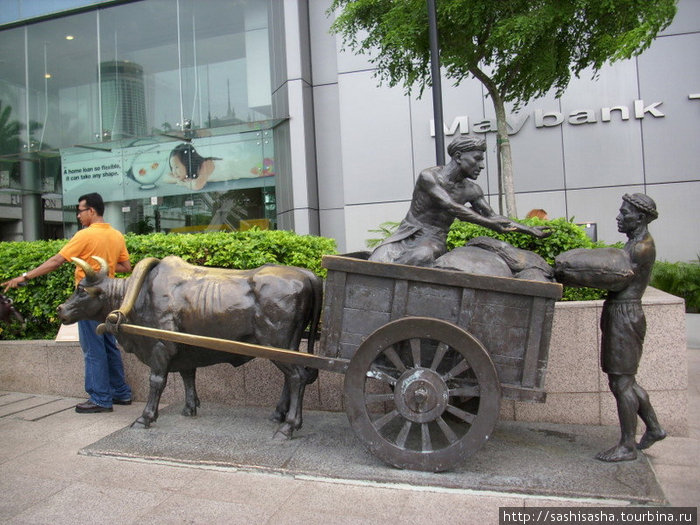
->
[0,287,688,435]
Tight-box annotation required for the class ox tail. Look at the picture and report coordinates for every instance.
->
[304,272,323,385]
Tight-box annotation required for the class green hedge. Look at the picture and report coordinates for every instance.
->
[651,260,700,313]
[446,217,613,302]
[0,230,336,340]
[0,239,76,340]
[368,217,617,302]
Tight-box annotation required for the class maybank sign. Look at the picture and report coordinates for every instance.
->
[430,94,700,136]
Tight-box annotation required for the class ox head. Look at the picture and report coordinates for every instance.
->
[56,256,110,324]
[0,293,24,326]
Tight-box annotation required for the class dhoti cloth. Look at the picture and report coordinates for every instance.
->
[600,298,646,375]
[368,212,447,267]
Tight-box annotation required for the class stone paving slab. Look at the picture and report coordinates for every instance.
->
[0,393,63,417]
[0,392,34,406]
[80,403,666,505]
[12,397,80,421]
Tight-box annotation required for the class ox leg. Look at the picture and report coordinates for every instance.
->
[272,364,314,440]
[131,369,168,429]
[179,368,200,417]
[270,374,290,423]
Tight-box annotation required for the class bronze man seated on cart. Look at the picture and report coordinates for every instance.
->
[369,136,549,267]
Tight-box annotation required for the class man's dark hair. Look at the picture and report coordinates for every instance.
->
[78,192,105,216]
[622,193,658,223]
[447,135,486,158]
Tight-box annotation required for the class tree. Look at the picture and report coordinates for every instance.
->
[329,0,677,218]
[0,100,21,156]
[0,100,23,186]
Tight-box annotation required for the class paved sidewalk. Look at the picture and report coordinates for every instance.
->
[1,345,697,524]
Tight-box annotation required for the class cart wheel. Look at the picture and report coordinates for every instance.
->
[344,317,501,472]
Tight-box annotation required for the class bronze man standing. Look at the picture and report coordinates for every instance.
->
[596,193,666,462]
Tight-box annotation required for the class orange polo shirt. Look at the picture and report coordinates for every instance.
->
[59,223,130,286]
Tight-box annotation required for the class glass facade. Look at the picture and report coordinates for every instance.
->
[0,0,279,239]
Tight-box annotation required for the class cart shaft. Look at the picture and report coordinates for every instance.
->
[118,323,350,374]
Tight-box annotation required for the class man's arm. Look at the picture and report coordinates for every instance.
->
[471,195,551,239]
[418,172,513,231]
[115,260,132,273]
[1,253,67,291]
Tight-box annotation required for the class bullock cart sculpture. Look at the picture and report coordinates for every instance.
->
[88,254,562,472]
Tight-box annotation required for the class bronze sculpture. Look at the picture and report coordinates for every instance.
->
[369,136,549,267]
[0,292,24,326]
[554,193,666,461]
[57,255,322,439]
[596,193,666,461]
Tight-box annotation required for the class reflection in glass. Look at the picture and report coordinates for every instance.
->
[100,61,148,140]
[178,0,272,132]
[118,187,276,235]
[0,0,278,241]
[98,0,178,138]
[26,11,99,151]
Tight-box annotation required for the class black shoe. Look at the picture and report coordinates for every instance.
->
[75,401,113,413]
[112,398,132,405]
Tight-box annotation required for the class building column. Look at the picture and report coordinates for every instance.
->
[269,0,319,235]
[20,160,42,241]
[104,201,126,233]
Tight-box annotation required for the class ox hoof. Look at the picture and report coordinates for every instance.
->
[181,406,198,417]
[130,417,150,429]
[273,424,294,440]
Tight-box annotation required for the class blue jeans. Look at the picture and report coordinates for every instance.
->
[78,320,131,408]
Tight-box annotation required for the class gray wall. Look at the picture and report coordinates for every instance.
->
[309,0,700,262]
[271,0,320,235]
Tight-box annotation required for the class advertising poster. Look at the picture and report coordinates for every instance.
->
[61,132,275,204]
[60,149,124,204]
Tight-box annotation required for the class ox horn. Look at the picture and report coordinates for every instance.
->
[91,256,109,277]
[70,257,107,283]
[71,257,95,281]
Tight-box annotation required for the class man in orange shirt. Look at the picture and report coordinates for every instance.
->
[3,193,132,413]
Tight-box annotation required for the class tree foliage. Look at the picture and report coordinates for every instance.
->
[0,100,21,156]
[651,259,700,313]
[329,0,677,216]
[330,0,676,106]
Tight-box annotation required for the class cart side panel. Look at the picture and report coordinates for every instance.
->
[465,289,534,388]
[404,282,462,323]
[404,283,539,386]
[318,268,345,358]
[319,256,560,400]
[321,271,399,359]
[530,298,557,392]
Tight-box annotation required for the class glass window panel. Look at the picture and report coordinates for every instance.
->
[179,0,272,132]
[0,1,99,25]
[1,0,278,238]
[26,11,98,152]
[125,187,277,235]
[0,26,27,161]
[98,0,179,139]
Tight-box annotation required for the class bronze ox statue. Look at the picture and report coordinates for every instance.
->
[56,255,322,439]
[0,293,24,327]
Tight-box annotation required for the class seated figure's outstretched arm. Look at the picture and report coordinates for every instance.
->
[471,196,551,238]
[418,172,513,232]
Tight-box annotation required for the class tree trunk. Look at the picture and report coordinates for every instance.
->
[494,97,517,218]
[470,68,518,218]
